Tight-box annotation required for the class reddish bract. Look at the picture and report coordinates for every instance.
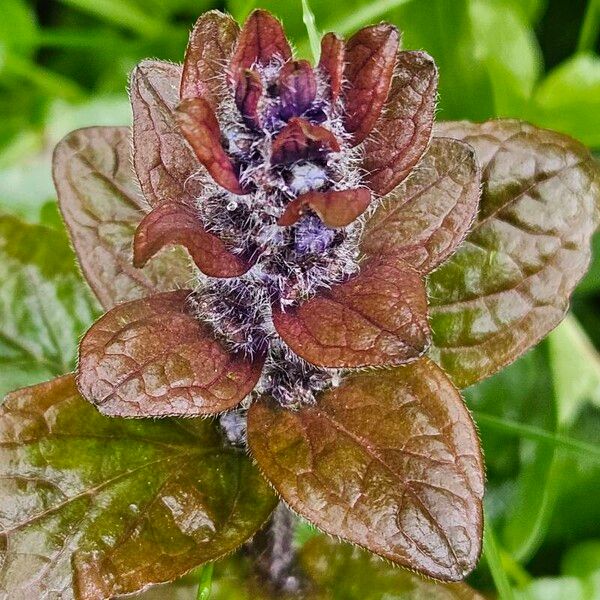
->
[278,188,371,227]
[176,97,246,195]
[235,69,264,128]
[180,10,240,106]
[133,202,251,278]
[230,9,292,86]
[343,24,400,145]
[318,32,345,100]
[363,50,438,195]
[271,117,340,165]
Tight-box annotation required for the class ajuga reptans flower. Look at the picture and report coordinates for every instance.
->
[2,8,599,599]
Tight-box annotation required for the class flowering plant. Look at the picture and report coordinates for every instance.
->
[1,8,598,599]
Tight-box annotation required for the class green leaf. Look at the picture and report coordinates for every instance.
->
[430,120,600,389]
[483,520,515,600]
[0,375,278,599]
[0,214,100,397]
[299,535,486,599]
[532,52,600,148]
[248,359,484,581]
[301,0,321,62]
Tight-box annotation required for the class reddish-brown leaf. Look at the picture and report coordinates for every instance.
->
[271,117,340,165]
[272,256,430,367]
[181,10,240,107]
[278,60,317,120]
[235,68,264,128]
[248,359,484,581]
[131,60,203,208]
[343,24,400,146]
[78,290,264,417]
[176,97,246,195]
[318,32,345,100]
[278,188,371,228]
[429,120,600,387]
[361,137,481,274]
[53,126,193,309]
[363,50,438,195]
[230,9,292,86]
[133,202,251,278]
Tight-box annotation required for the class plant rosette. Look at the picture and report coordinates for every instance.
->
[1,9,599,599]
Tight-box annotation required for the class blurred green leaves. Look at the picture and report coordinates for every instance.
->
[0,214,100,397]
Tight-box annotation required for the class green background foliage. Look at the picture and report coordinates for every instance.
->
[1,0,600,598]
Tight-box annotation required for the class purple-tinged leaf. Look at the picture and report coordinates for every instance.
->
[133,202,251,278]
[272,256,430,368]
[181,10,240,107]
[248,359,484,581]
[235,68,264,128]
[78,290,264,417]
[362,137,481,274]
[53,126,193,310]
[363,50,438,196]
[278,60,317,120]
[176,98,246,195]
[131,60,203,207]
[429,120,600,387]
[343,24,400,146]
[0,375,277,599]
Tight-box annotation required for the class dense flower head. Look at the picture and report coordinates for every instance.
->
[126,9,449,409]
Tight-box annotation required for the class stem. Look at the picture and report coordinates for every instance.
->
[196,563,213,600]
[246,503,301,594]
[483,520,515,600]
[578,0,600,52]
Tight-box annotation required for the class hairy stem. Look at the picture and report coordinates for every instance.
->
[246,503,302,594]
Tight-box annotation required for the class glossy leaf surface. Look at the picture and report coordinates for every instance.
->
[53,126,193,310]
[176,98,245,195]
[0,215,99,397]
[78,290,264,417]
[0,375,277,599]
[133,202,251,278]
[248,360,484,581]
[131,60,204,207]
[429,120,600,387]
[181,10,240,107]
[278,188,371,227]
[343,24,400,145]
[361,137,481,274]
[273,257,430,368]
[363,50,438,196]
